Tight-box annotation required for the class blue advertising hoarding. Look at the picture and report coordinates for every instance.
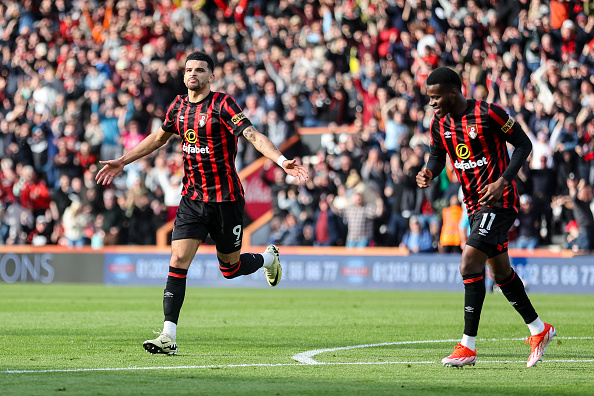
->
[104,253,594,294]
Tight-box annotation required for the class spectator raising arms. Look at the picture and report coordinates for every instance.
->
[0,0,593,254]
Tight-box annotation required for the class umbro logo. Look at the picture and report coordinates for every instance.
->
[444,131,452,138]
[478,228,488,236]
[465,306,474,313]
[509,301,517,306]
[164,292,174,298]
[179,116,184,122]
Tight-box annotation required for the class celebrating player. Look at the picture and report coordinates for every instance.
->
[96,51,309,355]
[416,67,556,368]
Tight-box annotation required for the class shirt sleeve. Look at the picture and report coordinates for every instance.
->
[220,95,253,137]
[488,103,532,183]
[426,115,447,178]
[161,96,180,134]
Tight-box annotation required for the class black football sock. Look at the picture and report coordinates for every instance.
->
[218,253,264,279]
[497,269,538,324]
[462,271,486,337]
[163,266,187,324]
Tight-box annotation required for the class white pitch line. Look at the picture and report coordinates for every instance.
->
[291,336,594,365]
[6,359,594,374]
[5,363,301,374]
[5,337,593,374]
[292,338,460,365]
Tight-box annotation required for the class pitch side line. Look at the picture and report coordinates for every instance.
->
[5,363,300,374]
[6,358,594,374]
[5,337,593,374]
[291,336,594,365]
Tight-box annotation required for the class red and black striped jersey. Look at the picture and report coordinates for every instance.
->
[162,91,252,202]
[428,100,520,214]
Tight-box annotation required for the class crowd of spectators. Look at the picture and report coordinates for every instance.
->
[1,0,593,252]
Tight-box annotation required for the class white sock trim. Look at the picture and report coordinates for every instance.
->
[163,321,177,341]
[461,334,476,351]
[527,317,545,336]
[262,252,274,268]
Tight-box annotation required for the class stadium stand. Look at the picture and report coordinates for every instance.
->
[0,0,593,252]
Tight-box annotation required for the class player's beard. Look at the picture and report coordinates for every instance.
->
[186,78,207,91]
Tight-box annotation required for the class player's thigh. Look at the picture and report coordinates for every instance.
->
[171,196,210,242]
[466,207,516,258]
[170,238,202,269]
[209,200,245,259]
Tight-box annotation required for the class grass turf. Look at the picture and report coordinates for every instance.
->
[0,284,593,395]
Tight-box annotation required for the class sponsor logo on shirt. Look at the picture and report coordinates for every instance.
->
[231,112,246,125]
[182,143,210,154]
[185,129,197,144]
[456,143,471,159]
[454,156,488,170]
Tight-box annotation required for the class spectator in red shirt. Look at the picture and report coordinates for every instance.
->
[0,158,17,205]
[353,71,380,126]
[75,141,98,173]
[14,165,51,216]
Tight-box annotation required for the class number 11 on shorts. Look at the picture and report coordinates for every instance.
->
[480,213,496,230]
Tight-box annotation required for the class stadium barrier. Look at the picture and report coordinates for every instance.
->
[1,246,592,294]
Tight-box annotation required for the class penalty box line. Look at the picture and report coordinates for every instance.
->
[6,337,594,374]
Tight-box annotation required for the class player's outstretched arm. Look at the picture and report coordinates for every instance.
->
[243,126,309,183]
[96,127,174,185]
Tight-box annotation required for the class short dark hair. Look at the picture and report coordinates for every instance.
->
[426,67,462,91]
[186,51,215,73]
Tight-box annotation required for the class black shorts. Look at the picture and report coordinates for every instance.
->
[466,207,517,258]
[171,196,245,254]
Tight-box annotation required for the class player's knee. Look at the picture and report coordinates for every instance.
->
[218,257,241,279]
[170,253,189,269]
[460,252,484,276]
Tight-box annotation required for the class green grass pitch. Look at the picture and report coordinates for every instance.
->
[1,284,593,395]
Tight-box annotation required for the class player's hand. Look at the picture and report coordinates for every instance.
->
[281,159,309,184]
[478,178,507,206]
[416,168,433,188]
[96,159,125,186]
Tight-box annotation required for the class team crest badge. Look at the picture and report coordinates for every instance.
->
[467,124,477,139]
[198,113,208,127]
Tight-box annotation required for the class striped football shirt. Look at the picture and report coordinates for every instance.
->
[427,99,520,214]
[162,91,252,202]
